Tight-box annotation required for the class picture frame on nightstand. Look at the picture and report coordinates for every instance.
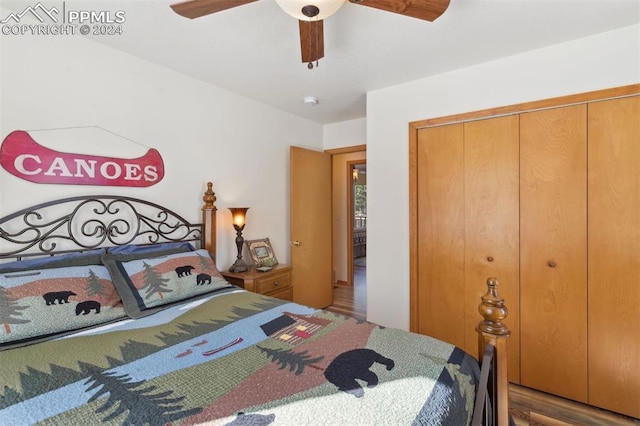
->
[245,237,278,267]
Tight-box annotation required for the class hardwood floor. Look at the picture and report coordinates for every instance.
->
[325,261,366,320]
[325,285,366,320]
[325,264,639,425]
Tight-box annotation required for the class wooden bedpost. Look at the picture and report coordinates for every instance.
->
[477,277,511,426]
[201,181,217,258]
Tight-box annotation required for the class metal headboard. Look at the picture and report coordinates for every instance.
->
[0,195,204,260]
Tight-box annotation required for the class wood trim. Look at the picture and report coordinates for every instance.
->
[325,144,367,155]
[410,84,640,129]
[408,122,419,332]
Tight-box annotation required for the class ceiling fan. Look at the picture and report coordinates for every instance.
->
[169,0,450,69]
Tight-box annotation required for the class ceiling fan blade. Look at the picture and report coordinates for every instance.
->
[299,20,325,64]
[348,0,450,22]
[170,0,258,19]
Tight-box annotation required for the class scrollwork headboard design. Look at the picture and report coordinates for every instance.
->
[0,195,205,260]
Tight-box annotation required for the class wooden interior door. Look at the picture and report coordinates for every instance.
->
[416,124,465,347]
[290,146,333,308]
[463,115,520,383]
[519,105,588,402]
[587,95,640,418]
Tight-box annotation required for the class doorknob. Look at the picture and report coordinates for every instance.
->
[291,240,302,247]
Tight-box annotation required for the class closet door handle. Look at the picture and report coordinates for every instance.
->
[547,261,557,268]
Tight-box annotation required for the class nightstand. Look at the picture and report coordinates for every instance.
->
[221,264,293,301]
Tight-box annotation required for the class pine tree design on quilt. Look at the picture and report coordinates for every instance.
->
[85,269,108,297]
[0,363,86,409]
[0,285,29,334]
[257,346,324,375]
[140,261,172,300]
[80,362,202,423]
[196,252,214,272]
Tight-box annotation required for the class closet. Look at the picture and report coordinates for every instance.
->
[410,86,639,418]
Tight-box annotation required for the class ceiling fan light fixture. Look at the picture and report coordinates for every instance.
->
[275,0,347,20]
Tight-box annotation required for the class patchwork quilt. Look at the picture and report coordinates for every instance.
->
[0,289,480,425]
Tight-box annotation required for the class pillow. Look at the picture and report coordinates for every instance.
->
[0,256,126,350]
[0,249,105,271]
[101,249,232,318]
[107,242,195,255]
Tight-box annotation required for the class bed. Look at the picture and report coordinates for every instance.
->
[0,182,510,425]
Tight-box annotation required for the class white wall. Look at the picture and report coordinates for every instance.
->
[324,118,366,285]
[366,25,640,330]
[323,118,366,150]
[0,24,323,268]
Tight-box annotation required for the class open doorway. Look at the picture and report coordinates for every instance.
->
[348,161,366,281]
[349,162,367,314]
[327,149,366,319]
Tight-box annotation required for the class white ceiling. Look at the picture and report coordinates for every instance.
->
[5,0,640,124]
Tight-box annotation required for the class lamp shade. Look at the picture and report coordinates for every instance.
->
[229,207,249,227]
[275,0,347,20]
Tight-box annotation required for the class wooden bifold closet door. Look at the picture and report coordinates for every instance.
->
[587,96,640,418]
[416,123,465,347]
[463,116,520,384]
[416,115,520,383]
[520,105,588,403]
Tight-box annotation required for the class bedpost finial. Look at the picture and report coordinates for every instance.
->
[477,277,510,336]
[203,181,217,210]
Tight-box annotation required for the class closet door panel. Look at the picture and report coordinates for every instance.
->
[520,105,588,402]
[588,96,640,418]
[416,124,465,346]
[463,115,520,383]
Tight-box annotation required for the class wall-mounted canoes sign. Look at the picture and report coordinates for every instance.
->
[0,129,164,187]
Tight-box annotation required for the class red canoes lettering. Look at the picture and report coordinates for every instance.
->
[0,130,164,187]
